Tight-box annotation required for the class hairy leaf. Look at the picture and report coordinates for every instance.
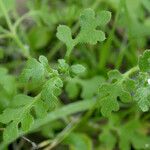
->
[98,70,135,117]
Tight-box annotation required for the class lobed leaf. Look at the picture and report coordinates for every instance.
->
[139,50,150,72]
[98,70,135,117]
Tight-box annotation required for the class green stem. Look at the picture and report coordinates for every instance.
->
[124,66,139,78]
[0,0,30,58]
[43,119,79,150]
[0,0,13,31]
[13,33,30,58]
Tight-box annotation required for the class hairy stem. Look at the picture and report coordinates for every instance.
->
[0,0,29,58]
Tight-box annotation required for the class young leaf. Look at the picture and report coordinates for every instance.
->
[76,8,106,44]
[56,8,111,57]
[41,77,63,109]
[56,25,75,53]
[71,64,86,75]
[58,59,69,73]
[20,57,46,83]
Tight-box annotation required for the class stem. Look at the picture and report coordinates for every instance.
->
[0,0,30,58]
[13,34,30,58]
[124,66,139,77]
[0,0,13,31]
[0,98,96,149]
[43,118,79,150]
[14,11,39,30]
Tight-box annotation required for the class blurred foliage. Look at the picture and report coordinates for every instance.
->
[0,0,150,150]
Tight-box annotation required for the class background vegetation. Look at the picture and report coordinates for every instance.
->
[0,0,150,149]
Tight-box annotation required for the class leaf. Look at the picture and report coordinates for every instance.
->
[58,59,69,73]
[0,94,44,142]
[3,122,18,142]
[41,77,63,109]
[119,120,150,150]
[134,73,150,112]
[21,111,34,131]
[64,132,93,150]
[65,80,79,99]
[77,9,106,44]
[135,87,150,112]
[56,25,75,53]
[96,10,111,26]
[20,57,45,83]
[11,94,33,107]
[142,0,150,12]
[139,50,150,72]
[56,8,111,56]
[0,67,17,111]
[98,70,134,117]
[34,99,48,118]
[28,26,51,50]
[99,129,116,150]
[71,64,86,75]
[80,76,105,99]
[0,67,16,96]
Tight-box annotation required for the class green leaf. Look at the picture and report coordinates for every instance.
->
[99,129,116,150]
[80,76,105,99]
[11,94,33,107]
[0,67,16,96]
[98,70,134,117]
[64,132,93,150]
[139,50,150,72]
[0,94,43,142]
[119,120,150,150]
[34,99,48,118]
[20,57,45,83]
[3,122,18,142]
[142,0,150,12]
[58,59,69,73]
[71,64,86,75]
[96,10,111,26]
[56,25,75,53]
[65,80,79,99]
[135,86,150,112]
[77,8,106,44]
[21,111,34,131]
[134,73,150,112]
[56,8,110,56]
[28,26,51,50]
[41,77,63,109]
